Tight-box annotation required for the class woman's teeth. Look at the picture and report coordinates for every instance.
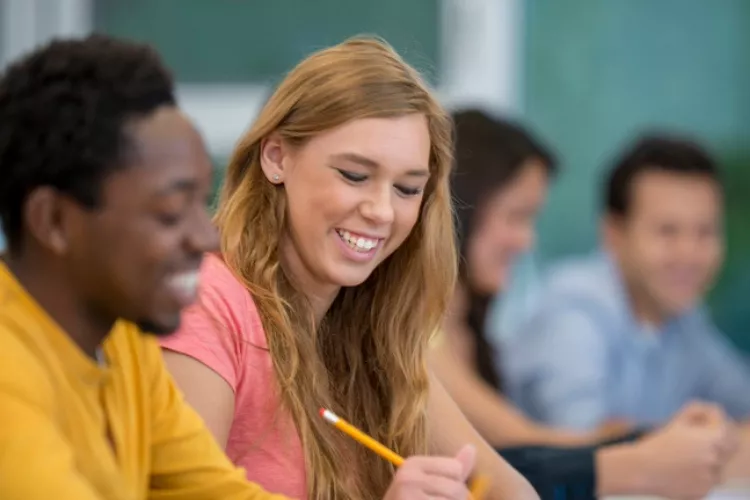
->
[336,229,378,252]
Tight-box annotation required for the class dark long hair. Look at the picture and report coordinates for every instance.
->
[451,109,557,391]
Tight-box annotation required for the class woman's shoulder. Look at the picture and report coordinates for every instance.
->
[167,253,267,348]
[199,253,249,295]
[199,253,254,303]
[161,254,271,395]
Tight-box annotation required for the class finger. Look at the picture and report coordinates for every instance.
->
[718,433,740,459]
[679,401,726,427]
[704,448,726,485]
[454,444,477,481]
[420,475,470,499]
[701,422,739,460]
[700,406,727,427]
[404,456,464,481]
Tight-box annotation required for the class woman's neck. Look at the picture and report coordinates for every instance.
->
[307,289,338,324]
[279,239,340,324]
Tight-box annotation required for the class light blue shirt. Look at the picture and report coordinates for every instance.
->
[487,252,544,346]
[498,250,750,430]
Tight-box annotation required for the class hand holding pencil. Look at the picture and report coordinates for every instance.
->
[321,408,489,499]
[383,444,477,500]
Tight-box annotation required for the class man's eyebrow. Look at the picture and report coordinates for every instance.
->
[152,178,198,196]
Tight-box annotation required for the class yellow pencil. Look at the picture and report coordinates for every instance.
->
[320,408,405,465]
[468,474,490,499]
[319,408,488,499]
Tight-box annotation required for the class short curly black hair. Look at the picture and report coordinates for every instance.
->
[0,33,176,252]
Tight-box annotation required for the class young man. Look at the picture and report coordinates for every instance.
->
[500,135,750,431]
[0,34,288,500]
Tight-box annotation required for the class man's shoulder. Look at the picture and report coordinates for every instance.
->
[0,287,55,360]
[0,308,57,405]
[108,320,165,373]
[677,307,733,349]
[503,252,626,346]
[541,252,623,314]
[545,252,610,291]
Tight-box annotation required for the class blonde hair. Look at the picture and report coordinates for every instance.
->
[215,36,456,499]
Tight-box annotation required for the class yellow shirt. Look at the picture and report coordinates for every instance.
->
[0,262,287,500]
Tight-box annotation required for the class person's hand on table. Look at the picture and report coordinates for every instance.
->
[673,401,740,457]
[626,401,738,499]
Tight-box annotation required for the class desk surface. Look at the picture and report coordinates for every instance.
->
[605,481,750,500]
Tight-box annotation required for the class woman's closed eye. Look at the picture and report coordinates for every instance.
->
[395,184,423,197]
[337,168,423,197]
[337,169,367,183]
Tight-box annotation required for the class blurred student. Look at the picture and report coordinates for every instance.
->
[500,134,750,431]
[430,109,738,499]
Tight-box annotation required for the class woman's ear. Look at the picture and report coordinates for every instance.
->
[259,132,287,184]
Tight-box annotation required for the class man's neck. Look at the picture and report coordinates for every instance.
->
[4,253,112,359]
[611,255,668,330]
[625,285,666,330]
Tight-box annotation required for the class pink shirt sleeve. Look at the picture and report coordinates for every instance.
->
[160,254,265,392]
[161,255,308,498]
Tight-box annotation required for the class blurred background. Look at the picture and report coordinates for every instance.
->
[1,0,748,351]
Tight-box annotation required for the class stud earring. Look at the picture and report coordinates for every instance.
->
[272,174,280,182]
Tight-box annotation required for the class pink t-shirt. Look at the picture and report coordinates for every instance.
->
[160,253,307,499]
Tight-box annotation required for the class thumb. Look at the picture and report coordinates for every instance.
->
[454,444,477,481]
[679,401,725,427]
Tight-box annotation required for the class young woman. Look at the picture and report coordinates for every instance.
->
[434,109,610,448]
[430,109,738,499]
[159,38,537,500]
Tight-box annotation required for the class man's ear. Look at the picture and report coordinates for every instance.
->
[23,187,70,255]
[602,213,625,255]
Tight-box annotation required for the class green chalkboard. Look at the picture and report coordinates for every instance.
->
[709,154,750,351]
[94,0,440,85]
